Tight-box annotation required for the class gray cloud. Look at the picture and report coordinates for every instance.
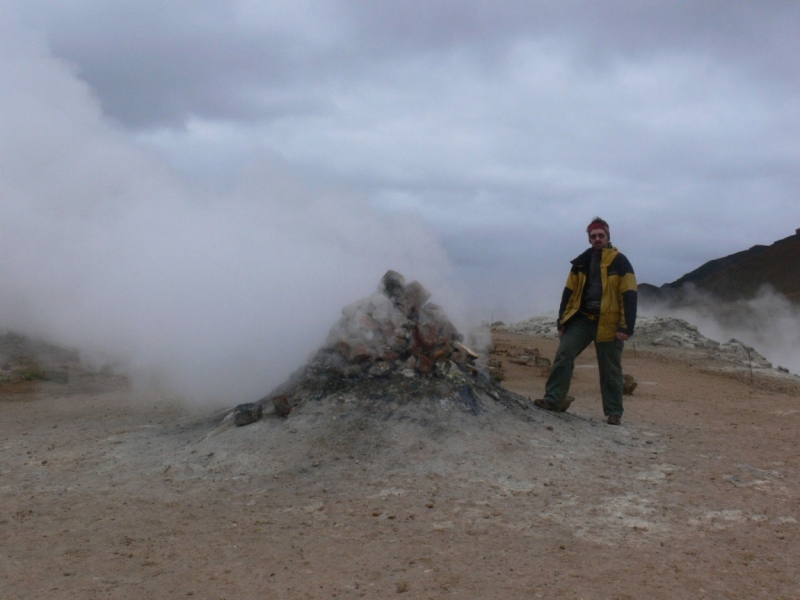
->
[19,1,800,127]
[4,0,800,348]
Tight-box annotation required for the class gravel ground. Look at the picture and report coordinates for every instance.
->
[1,328,799,599]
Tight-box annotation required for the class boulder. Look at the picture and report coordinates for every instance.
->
[623,374,637,395]
[273,396,292,417]
[234,403,263,426]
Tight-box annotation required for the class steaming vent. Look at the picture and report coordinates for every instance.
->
[312,269,475,379]
[234,270,534,427]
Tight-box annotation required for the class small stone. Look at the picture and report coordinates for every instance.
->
[533,355,551,367]
[450,351,467,365]
[415,355,435,374]
[272,396,292,418]
[623,374,638,395]
[368,361,393,378]
[380,270,406,303]
[339,364,363,379]
[453,341,479,360]
[403,280,431,311]
[381,349,400,362]
[429,345,452,361]
[413,322,440,350]
[488,367,505,382]
[349,344,377,363]
[234,403,263,426]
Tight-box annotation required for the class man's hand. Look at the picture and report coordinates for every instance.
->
[616,332,629,341]
[558,329,564,339]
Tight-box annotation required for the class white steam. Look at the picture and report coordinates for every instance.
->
[641,286,800,375]
[0,18,456,405]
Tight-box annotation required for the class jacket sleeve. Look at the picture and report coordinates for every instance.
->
[617,255,638,335]
[556,268,579,329]
[556,286,572,329]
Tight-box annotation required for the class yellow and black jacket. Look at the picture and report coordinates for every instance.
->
[557,244,638,342]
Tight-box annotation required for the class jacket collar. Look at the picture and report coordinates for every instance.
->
[571,243,617,267]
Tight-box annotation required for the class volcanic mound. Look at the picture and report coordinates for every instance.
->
[245,270,535,428]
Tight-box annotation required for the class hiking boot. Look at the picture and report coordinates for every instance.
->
[534,396,574,413]
[534,398,560,412]
[607,414,621,425]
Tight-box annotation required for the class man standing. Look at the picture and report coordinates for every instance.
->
[535,217,637,425]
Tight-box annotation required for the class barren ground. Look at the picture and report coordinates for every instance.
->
[2,331,799,599]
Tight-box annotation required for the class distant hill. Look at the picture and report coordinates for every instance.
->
[640,229,800,305]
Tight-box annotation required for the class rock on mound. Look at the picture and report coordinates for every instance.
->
[252,271,533,423]
[498,314,560,338]
[501,314,776,372]
[633,317,774,369]
[0,332,125,389]
[633,316,719,349]
[0,332,80,384]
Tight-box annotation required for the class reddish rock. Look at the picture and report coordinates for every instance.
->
[429,345,452,361]
[349,344,377,363]
[450,351,467,365]
[413,323,440,350]
[453,342,479,360]
[272,396,292,417]
[356,312,380,331]
[419,303,460,341]
[416,355,435,374]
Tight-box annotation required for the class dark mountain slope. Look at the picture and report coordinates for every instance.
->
[640,230,800,304]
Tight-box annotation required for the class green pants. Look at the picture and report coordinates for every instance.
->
[543,314,624,417]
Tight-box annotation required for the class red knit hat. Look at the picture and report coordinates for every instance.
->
[587,218,609,238]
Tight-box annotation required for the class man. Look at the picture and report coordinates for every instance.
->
[534,217,637,425]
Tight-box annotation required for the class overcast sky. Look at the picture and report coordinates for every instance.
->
[2,1,799,401]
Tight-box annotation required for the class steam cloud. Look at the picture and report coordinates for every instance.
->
[641,286,800,375]
[0,18,458,405]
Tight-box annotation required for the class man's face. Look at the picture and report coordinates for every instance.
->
[588,228,609,251]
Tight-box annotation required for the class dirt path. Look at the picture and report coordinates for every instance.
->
[1,332,799,599]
